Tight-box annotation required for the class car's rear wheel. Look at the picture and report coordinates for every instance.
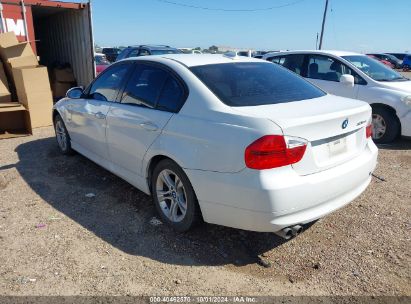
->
[54,114,74,155]
[372,107,400,144]
[151,159,201,232]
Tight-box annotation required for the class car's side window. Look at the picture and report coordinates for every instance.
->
[307,55,366,85]
[88,64,131,101]
[281,55,305,76]
[340,65,367,85]
[121,64,168,108]
[157,77,185,112]
[267,55,305,76]
[128,49,139,58]
[139,49,150,56]
[307,55,344,82]
[269,56,285,65]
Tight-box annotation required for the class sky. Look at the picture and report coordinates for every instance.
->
[80,0,410,52]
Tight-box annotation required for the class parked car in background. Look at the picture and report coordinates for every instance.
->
[179,48,202,54]
[263,50,411,143]
[116,45,181,61]
[102,47,121,62]
[387,53,408,62]
[95,53,110,75]
[367,53,402,69]
[367,54,394,69]
[53,54,377,236]
[402,54,411,71]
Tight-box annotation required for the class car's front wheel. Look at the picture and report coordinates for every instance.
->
[151,159,201,232]
[372,106,400,144]
[54,114,74,155]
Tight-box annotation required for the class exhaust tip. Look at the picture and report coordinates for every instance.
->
[291,225,303,236]
[275,227,294,240]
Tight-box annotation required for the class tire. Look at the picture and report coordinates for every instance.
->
[151,159,202,232]
[54,114,74,155]
[372,106,400,144]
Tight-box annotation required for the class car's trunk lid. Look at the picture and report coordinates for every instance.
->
[233,94,372,175]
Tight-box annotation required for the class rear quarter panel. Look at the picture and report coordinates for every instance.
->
[144,109,280,174]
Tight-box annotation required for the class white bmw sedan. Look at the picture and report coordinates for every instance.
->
[53,54,378,238]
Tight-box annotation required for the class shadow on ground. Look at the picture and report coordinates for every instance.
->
[377,137,411,151]
[3,137,301,267]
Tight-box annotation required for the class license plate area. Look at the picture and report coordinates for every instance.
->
[328,137,347,156]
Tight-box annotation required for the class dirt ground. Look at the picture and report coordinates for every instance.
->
[0,127,410,296]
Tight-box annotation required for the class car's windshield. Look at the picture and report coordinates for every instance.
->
[383,54,400,62]
[342,55,407,82]
[150,49,181,55]
[190,62,325,107]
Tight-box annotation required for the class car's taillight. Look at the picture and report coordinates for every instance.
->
[366,123,373,138]
[245,135,307,170]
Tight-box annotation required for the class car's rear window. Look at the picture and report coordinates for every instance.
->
[190,62,325,107]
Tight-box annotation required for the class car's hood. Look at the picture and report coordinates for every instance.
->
[377,80,411,94]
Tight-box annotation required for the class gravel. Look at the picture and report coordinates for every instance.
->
[0,127,410,296]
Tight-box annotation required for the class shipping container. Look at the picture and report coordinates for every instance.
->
[0,0,95,87]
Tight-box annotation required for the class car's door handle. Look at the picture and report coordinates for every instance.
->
[93,112,106,119]
[139,121,158,131]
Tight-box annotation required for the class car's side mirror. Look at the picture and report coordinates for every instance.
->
[340,74,355,87]
[66,87,84,99]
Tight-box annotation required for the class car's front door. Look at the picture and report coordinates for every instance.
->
[106,63,186,180]
[304,54,363,99]
[67,63,132,162]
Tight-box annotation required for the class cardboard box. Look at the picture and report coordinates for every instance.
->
[0,32,19,49]
[13,66,51,103]
[52,81,72,98]
[0,93,11,103]
[12,67,53,128]
[52,67,76,83]
[27,100,53,128]
[0,80,11,104]
[0,103,32,139]
[0,62,9,90]
[8,56,38,70]
[0,42,36,61]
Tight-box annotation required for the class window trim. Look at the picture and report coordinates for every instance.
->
[84,61,135,102]
[119,61,189,113]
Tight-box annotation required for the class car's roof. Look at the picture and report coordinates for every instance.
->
[264,50,362,58]
[127,45,177,50]
[122,54,266,67]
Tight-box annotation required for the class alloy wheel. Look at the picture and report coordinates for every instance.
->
[55,120,67,151]
[372,114,386,140]
[155,169,188,223]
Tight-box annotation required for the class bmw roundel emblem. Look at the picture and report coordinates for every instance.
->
[342,119,349,129]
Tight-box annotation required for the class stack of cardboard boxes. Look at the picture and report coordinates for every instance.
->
[0,32,53,139]
[51,66,76,99]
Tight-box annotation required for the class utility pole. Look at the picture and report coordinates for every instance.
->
[318,0,329,50]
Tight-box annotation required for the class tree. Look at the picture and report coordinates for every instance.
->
[208,45,218,53]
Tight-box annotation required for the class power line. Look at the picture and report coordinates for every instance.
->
[153,0,306,12]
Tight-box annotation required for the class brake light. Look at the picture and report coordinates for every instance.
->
[366,123,373,138]
[245,135,307,170]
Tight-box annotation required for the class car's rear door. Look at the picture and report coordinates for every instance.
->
[67,62,133,163]
[106,62,187,179]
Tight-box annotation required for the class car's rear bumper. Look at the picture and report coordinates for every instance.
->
[185,140,378,232]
